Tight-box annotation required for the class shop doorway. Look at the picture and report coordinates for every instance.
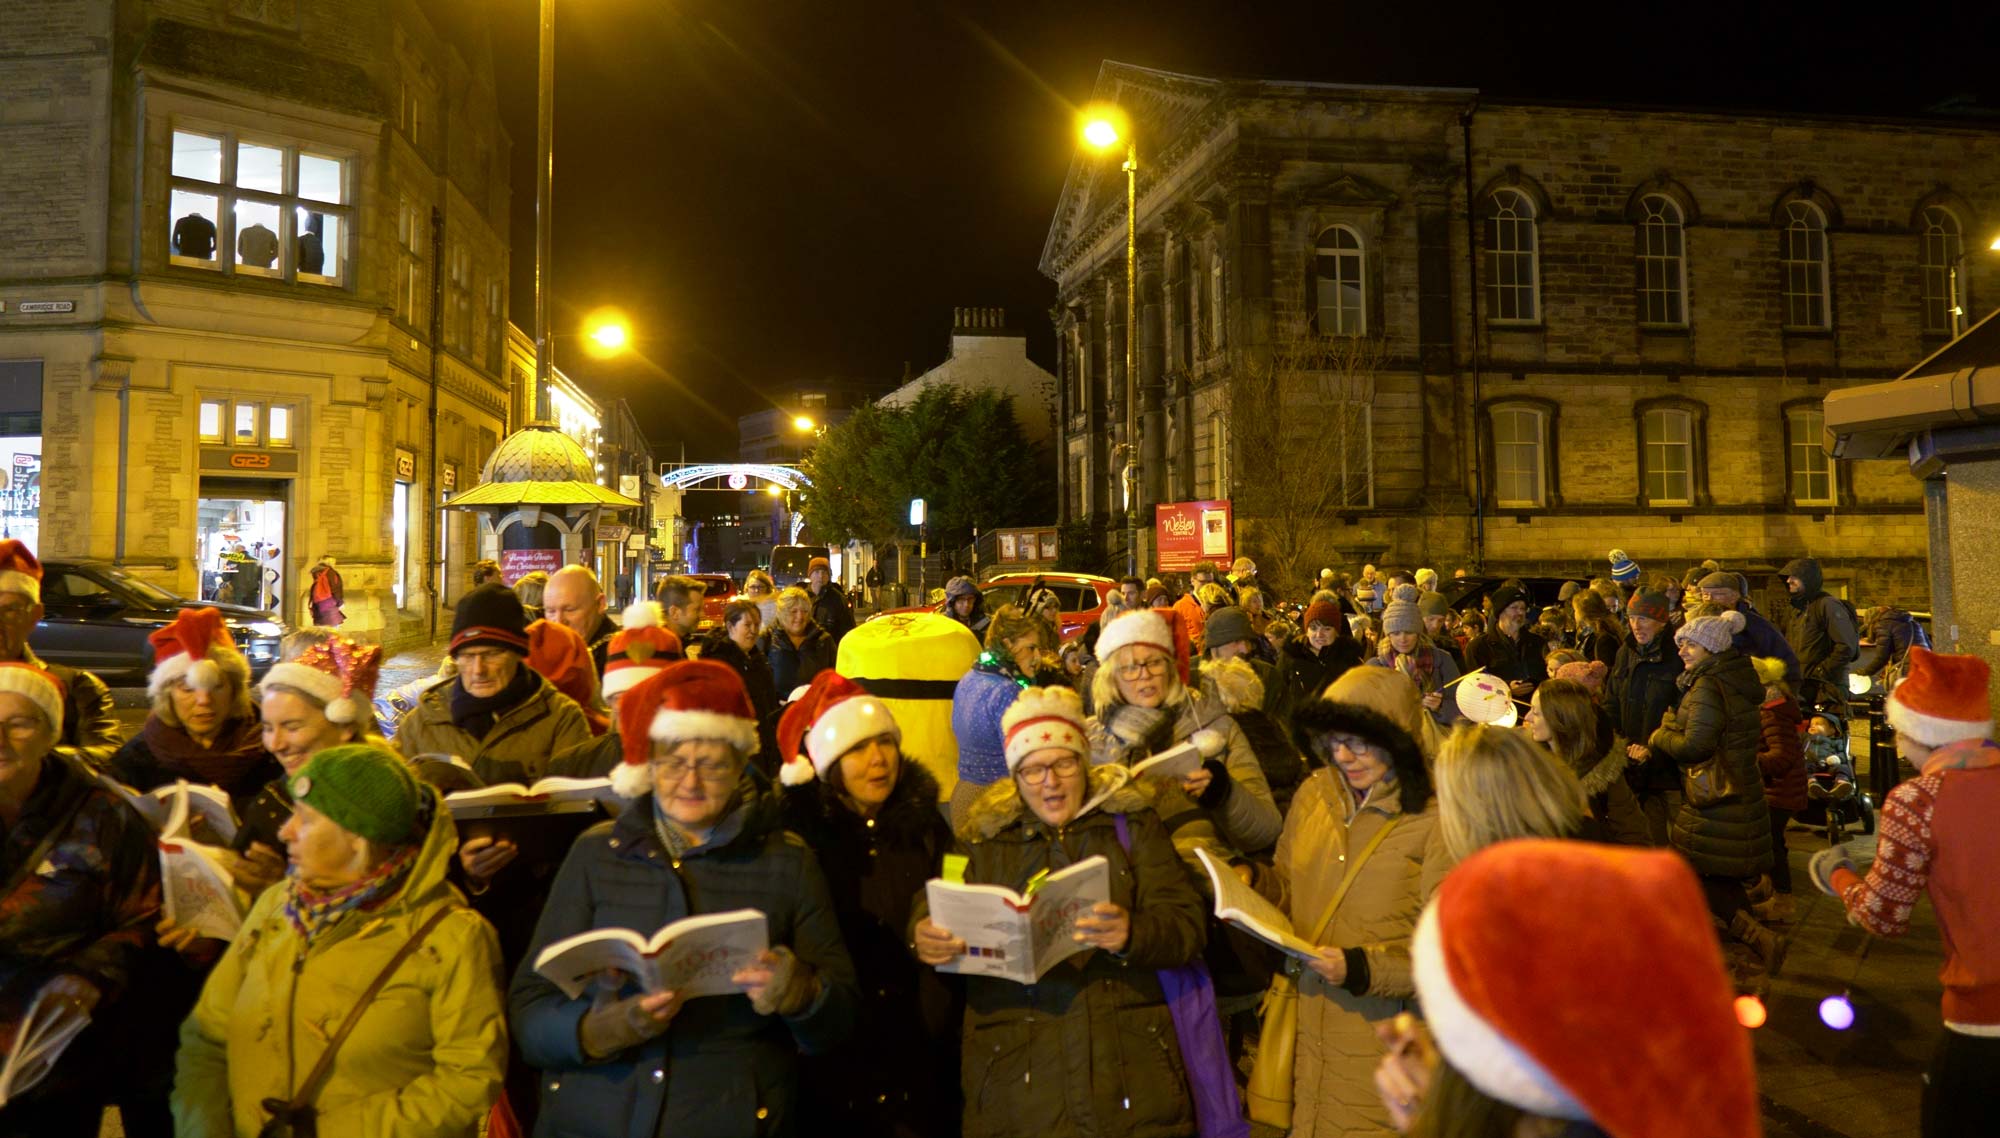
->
[198,479,289,616]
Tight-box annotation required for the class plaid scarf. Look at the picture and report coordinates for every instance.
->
[282,841,420,946]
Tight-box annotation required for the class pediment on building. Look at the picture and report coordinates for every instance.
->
[1041,62,1226,283]
[1282,171,1400,209]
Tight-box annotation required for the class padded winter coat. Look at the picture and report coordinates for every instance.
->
[1757,697,1809,813]
[508,778,859,1138]
[761,622,836,701]
[1255,702,1452,1138]
[912,766,1206,1138]
[1274,635,1364,722]
[1573,737,1654,847]
[393,672,592,786]
[1648,649,1773,878]
[1087,690,1283,861]
[173,790,506,1137]
[1606,632,1684,795]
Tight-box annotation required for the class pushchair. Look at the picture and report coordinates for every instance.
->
[1796,706,1874,839]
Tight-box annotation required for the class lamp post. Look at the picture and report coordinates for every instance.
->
[533,0,556,422]
[1082,107,1138,578]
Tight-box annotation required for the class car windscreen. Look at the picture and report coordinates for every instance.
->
[97,565,182,606]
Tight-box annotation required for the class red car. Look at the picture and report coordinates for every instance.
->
[688,573,737,634]
[875,572,1118,642]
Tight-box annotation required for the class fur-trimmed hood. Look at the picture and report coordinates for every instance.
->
[1289,697,1433,815]
[959,762,1151,843]
[1575,737,1630,800]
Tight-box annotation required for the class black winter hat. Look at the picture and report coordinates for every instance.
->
[1490,584,1531,619]
[451,582,531,656]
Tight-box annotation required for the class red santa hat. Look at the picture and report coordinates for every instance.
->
[0,540,41,603]
[258,634,382,724]
[613,659,759,798]
[602,601,684,702]
[999,684,1089,772]
[526,619,603,730]
[147,607,243,700]
[1093,609,1174,665]
[774,670,901,787]
[1412,840,1757,1138]
[0,660,65,734]
[1885,645,1993,747]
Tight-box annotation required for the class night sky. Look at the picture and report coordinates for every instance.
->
[485,0,1997,459]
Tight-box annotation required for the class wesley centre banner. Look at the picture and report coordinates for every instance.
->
[1155,500,1232,573]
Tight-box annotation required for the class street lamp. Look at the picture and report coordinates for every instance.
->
[533,0,557,420]
[792,415,816,432]
[1081,104,1139,577]
[582,308,632,359]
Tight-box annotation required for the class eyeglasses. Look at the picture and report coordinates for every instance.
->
[654,755,741,782]
[1323,733,1377,756]
[744,584,769,595]
[1015,755,1081,785]
[1114,656,1172,680]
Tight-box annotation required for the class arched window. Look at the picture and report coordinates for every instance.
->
[1490,403,1548,508]
[1314,226,1366,335]
[1921,205,1966,336]
[1780,201,1830,329]
[1636,195,1687,327]
[1485,189,1540,324]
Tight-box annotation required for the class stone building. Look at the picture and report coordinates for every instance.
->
[1042,62,2000,605]
[0,0,513,646]
[878,307,1058,444]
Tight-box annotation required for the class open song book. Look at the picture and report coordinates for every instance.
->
[1194,847,1325,962]
[533,910,770,1001]
[0,979,93,1106]
[925,856,1111,984]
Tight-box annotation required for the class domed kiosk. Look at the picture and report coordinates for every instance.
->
[447,424,639,581]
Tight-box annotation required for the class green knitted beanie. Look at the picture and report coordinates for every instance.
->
[291,743,422,846]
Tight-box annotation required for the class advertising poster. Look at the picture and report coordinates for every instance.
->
[1155,500,1231,572]
[500,548,565,585]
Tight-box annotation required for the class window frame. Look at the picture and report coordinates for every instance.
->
[1635,194,1688,328]
[1488,401,1550,509]
[1313,225,1368,336]
[1920,204,1966,337]
[1484,189,1541,326]
[1208,240,1226,352]
[1639,407,1694,507]
[1779,200,1831,331]
[198,396,297,450]
[166,126,353,287]
[1784,402,1838,508]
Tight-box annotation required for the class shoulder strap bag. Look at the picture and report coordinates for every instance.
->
[256,904,455,1138]
[1245,812,1405,1131]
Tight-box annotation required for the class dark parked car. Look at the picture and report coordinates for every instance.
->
[1439,575,1588,617]
[32,560,287,686]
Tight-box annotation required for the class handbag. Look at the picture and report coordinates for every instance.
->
[256,905,454,1138]
[1112,813,1249,1138]
[1682,754,1745,808]
[1244,813,1405,1131]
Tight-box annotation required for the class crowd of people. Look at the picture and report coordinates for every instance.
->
[0,538,1990,1138]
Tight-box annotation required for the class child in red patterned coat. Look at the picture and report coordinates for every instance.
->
[1812,646,2000,1138]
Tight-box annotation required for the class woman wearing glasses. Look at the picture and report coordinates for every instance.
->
[509,661,859,1138]
[1086,610,1281,861]
[739,570,779,630]
[1243,666,1451,1138]
[913,684,1206,1138]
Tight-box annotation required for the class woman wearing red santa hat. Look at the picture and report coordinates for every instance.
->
[775,670,960,1137]
[107,607,279,816]
[1376,839,1758,1138]
[1811,646,2000,1138]
[509,660,859,1138]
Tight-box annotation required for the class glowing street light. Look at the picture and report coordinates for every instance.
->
[581,308,633,359]
[1079,102,1139,577]
[793,415,816,432]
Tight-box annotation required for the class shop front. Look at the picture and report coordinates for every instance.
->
[196,446,298,619]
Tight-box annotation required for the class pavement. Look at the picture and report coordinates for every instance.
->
[97,667,1943,1137]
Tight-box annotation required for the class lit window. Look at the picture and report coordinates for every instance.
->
[1491,405,1546,508]
[1920,205,1965,336]
[167,130,350,286]
[233,403,261,445]
[1642,408,1694,507]
[198,401,224,442]
[268,406,291,446]
[1789,407,1835,506]
[1636,196,1687,327]
[1315,226,1366,335]
[1486,190,1540,324]
[1781,201,1829,329]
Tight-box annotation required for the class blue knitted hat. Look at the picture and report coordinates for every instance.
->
[1609,549,1640,586]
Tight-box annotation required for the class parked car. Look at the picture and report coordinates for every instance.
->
[1438,575,1587,618]
[32,560,288,686]
[684,572,738,635]
[871,571,1118,642]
